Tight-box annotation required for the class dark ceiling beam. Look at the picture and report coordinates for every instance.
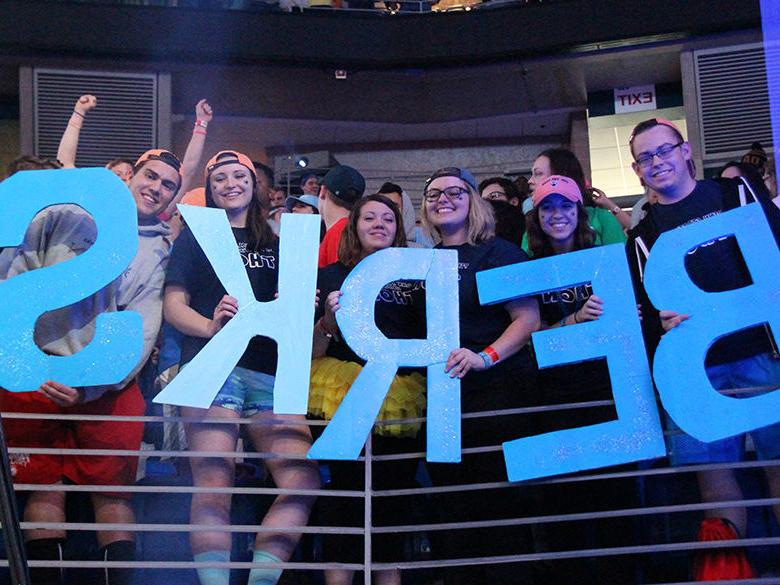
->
[0,0,761,70]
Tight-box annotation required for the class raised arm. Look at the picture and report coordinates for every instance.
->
[590,187,632,231]
[56,94,97,168]
[177,99,213,199]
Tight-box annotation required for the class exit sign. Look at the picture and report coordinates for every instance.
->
[614,85,657,114]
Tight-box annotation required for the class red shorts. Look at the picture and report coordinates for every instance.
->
[0,382,145,499]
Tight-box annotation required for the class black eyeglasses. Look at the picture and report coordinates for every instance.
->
[424,167,477,191]
[424,186,469,203]
[634,142,684,169]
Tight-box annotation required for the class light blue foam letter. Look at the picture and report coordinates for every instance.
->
[0,168,141,391]
[308,248,461,462]
[154,210,319,413]
[477,245,665,482]
[645,204,780,442]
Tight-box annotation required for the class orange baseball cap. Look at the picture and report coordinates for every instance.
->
[134,149,182,174]
[204,150,257,183]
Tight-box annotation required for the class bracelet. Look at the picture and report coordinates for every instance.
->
[610,205,621,215]
[558,316,568,328]
[316,318,334,339]
[194,119,209,129]
[482,345,500,364]
[478,351,493,369]
[72,110,85,119]
[193,129,207,136]
[573,311,581,324]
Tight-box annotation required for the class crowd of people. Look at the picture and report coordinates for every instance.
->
[1,95,779,585]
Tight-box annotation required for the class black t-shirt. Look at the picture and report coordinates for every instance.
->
[438,237,534,367]
[648,180,772,364]
[165,226,279,376]
[536,280,612,404]
[316,262,426,372]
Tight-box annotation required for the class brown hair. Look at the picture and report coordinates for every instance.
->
[525,202,595,258]
[338,194,406,268]
[106,157,135,170]
[6,154,61,178]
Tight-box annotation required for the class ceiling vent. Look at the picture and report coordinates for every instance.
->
[32,68,164,167]
[693,43,772,163]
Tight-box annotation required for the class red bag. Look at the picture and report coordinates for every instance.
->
[693,518,756,580]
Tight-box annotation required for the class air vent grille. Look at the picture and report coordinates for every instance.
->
[694,43,773,161]
[34,68,158,167]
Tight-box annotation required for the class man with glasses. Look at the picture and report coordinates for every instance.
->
[626,117,780,558]
[478,176,522,207]
[0,149,181,585]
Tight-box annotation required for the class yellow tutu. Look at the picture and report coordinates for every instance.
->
[308,357,426,437]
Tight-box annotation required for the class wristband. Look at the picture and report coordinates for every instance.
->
[482,345,500,364]
[72,110,85,119]
[194,119,209,129]
[610,205,621,215]
[478,351,493,369]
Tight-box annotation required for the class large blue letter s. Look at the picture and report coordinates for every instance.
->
[0,168,142,391]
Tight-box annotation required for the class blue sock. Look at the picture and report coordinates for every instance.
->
[247,550,283,585]
[194,550,231,585]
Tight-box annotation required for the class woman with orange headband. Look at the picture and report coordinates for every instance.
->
[163,151,320,585]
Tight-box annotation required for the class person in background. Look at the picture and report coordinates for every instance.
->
[300,173,320,196]
[0,149,181,585]
[310,194,426,585]
[5,154,62,177]
[420,166,540,585]
[626,117,780,570]
[528,148,631,237]
[486,199,525,247]
[269,185,286,208]
[318,165,365,267]
[285,194,319,214]
[479,176,522,206]
[376,181,432,247]
[106,157,136,185]
[164,150,319,585]
[254,162,275,208]
[719,161,774,199]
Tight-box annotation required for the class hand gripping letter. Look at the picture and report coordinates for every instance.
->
[308,248,461,462]
[154,210,320,413]
[645,204,780,442]
[477,244,664,482]
[0,168,141,391]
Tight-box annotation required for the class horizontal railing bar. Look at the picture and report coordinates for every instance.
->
[7,536,779,570]
[18,496,780,535]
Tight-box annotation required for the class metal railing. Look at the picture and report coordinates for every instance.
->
[0,384,778,584]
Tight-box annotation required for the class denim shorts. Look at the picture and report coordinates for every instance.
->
[666,352,780,465]
[211,366,275,417]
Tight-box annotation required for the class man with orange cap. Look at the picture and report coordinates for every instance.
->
[0,149,182,585]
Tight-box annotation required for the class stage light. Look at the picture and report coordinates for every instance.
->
[296,157,309,168]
